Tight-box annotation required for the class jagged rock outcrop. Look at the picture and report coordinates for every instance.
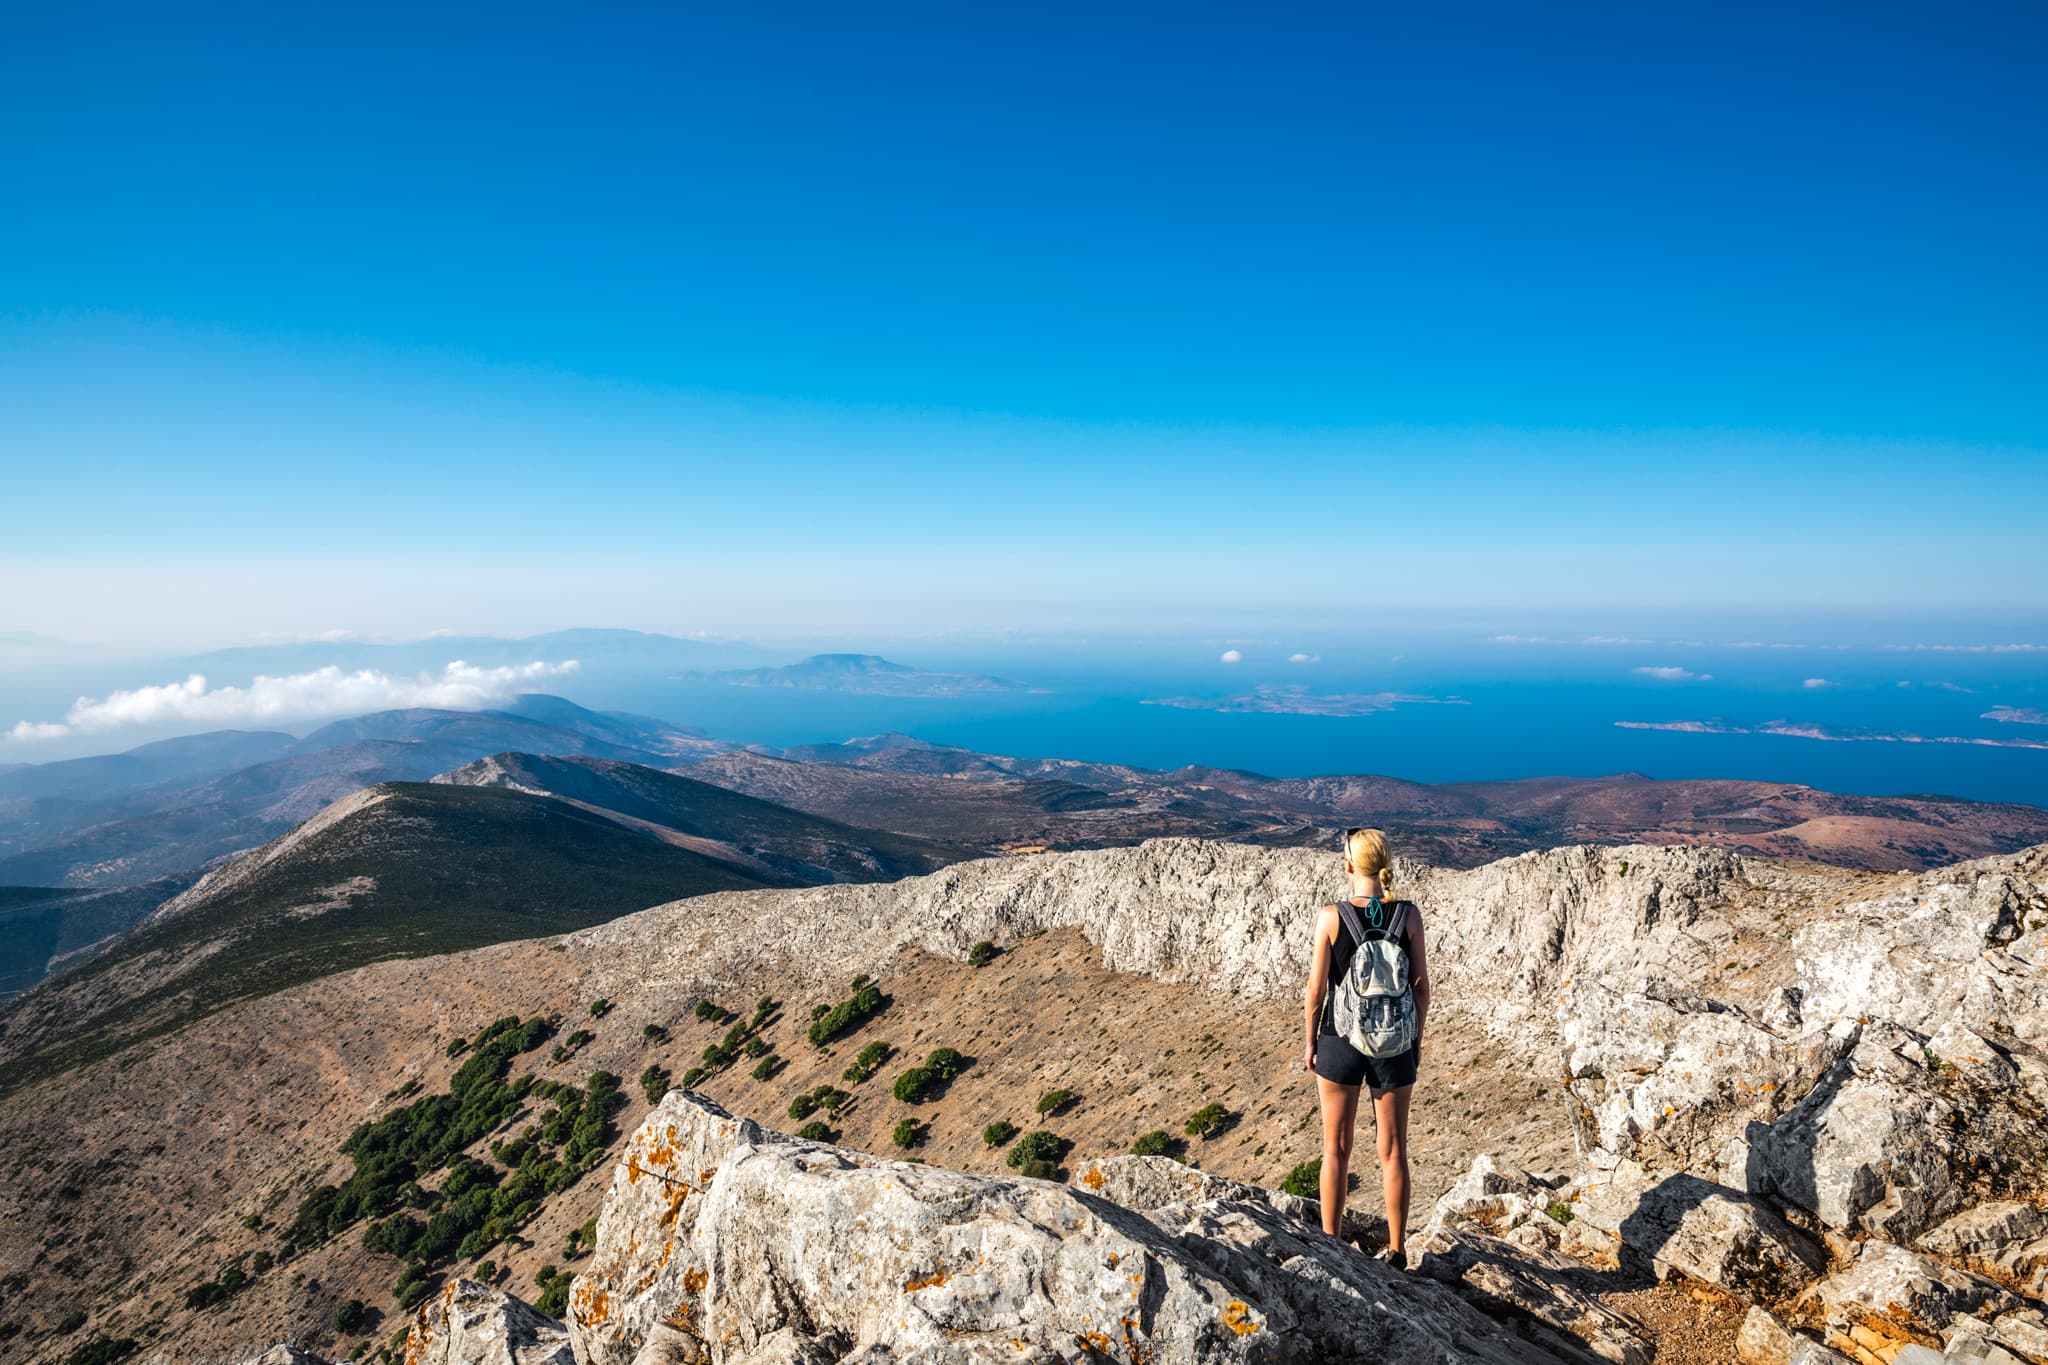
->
[403,1278,576,1365]
[566,1091,1610,1364]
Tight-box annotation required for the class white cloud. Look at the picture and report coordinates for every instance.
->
[7,659,579,741]
[1633,666,1711,681]
[1287,652,1319,664]
[1219,649,1243,664]
[1489,634,1557,644]
[1582,635,1651,645]
[1985,706,2048,726]
[1802,677,1833,689]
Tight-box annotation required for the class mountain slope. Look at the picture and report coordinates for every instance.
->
[434,751,963,882]
[0,782,786,1093]
[11,835,2033,1363]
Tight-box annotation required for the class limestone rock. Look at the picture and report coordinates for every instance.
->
[233,1349,337,1365]
[404,1278,576,1365]
[1735,1307,1854,1365]
[1916,1202,2048,1274]
[1802,1243,2014,1363]
[569,1091,1596,1364]
[1567,1167,1827,1304]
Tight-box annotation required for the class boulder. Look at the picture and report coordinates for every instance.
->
[1416,1206,1652,1363]
[1735,1306,1855,1365]
[1801,1243,2014,1363]
[404,1279,576,1365]
[1566,1167,1827,1304]
[1916,1202,2048,1277]
[569,1090,1598,1364]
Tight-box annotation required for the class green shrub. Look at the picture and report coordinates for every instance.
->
[1130,1130,1183,1159]
[795,1120,834,1141]
[1545,1199,1575,1225]
[789,1084,848,1119]
[982,1120,1019,1147]
[59,1309,86,1333]
[1279,1158,1321,1199]
[694,999,721,1021]
[892,1048,970,1103]
[843,1041,892,1083]
[643,1023,667,1044]
[1036,1088,1076,1117]
[789,1092,821,1120]
[743,1037,768,1058]
[751,996,777,1028]
[394,1261,439,1310]
[751,1055,780,1081]
[534,1265,570,1317]
[251,1250,273,1275]
[62,1339,136,1365]
[1184,1103,1231,1138]
[333,1299,367,1333]
[968,941,998,967]
[1006,1130,1069,1174]
[892,1119,923,1149]
[681,1067,706,1088]
[475,1259,496,1281]
[639,1064,672,1105]
[588,999,612,1018]
[1018,1159,1060,1180]
[809,979,888,1046]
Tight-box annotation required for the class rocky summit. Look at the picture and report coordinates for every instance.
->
[181,837,2048,1365]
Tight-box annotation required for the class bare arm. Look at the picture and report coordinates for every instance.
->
[1302,905,1338,1071]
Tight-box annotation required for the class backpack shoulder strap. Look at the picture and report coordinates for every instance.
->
[1384,900,1409,944]
[1332,898,1369,946]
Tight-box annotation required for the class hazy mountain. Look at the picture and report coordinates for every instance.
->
[0,696,730,890]
[434,751,962,883]
[690,653,1034,696]
[0,728,297,802]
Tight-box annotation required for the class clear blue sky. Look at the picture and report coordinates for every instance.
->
[2,3,2044,645]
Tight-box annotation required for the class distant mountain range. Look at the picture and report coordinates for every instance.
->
[6,693,2048,1018]
[688,652,1035,697]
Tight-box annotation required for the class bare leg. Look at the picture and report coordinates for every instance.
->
[1373,1083,1414,1251]
[1316,1075,1361,1236]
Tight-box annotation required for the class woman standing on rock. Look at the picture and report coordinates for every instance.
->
[1303,826,1430,1267]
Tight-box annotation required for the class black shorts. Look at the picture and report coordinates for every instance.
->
[1314,1033,1419,1093]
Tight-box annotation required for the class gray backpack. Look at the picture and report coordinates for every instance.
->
[1328,898,1418,1059]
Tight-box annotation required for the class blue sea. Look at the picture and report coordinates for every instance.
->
[585,633,2048,808]
[4,626,2044,808]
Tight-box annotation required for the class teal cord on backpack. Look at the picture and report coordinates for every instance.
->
[1328,898,1418,1059]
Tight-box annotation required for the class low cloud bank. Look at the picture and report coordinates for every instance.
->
[7,659,579,741]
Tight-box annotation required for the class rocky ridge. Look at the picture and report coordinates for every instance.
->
[204,838,2048,1365]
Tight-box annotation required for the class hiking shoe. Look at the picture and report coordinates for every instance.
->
[1375,1245,1408,1272]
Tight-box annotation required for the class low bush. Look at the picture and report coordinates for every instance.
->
[1184,1103,1231,1138]
[533,1265,570,1318]
[1035,1088,1076,1117]
[642,1023,667,1045]
[1006,1130,1069,1176]
[892,1119,923,1149]
[788,1083,849,1119]
[743,1037,768,1058]
[1279,1158,1321,1199]
[892,1048,969,1103]
[694,999,721,1021]
[809,978,888,1047]
[639,1064,672,1105]
[795,1120,834,1141]
[62,1339,136,1365]
[968,941,998,967]
[843,1040,892,1084]
[588,999,612,1019]
[751,1054,780,1081]
[1130,1130,1183,1160]
[680,1067,707,1088]
[550,1029,593,1063]
[333,1299,367,1333]
[982,1120,1019,1147]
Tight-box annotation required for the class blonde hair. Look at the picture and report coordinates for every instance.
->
[1344,827,1394,888]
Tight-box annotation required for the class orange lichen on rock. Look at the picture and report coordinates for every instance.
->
[683,1266,707,1294]
[905,1267,951,1292]
[571,1279,613,1329]
[1222,1300,1259,1335]
[1081,1167,1106,1191]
